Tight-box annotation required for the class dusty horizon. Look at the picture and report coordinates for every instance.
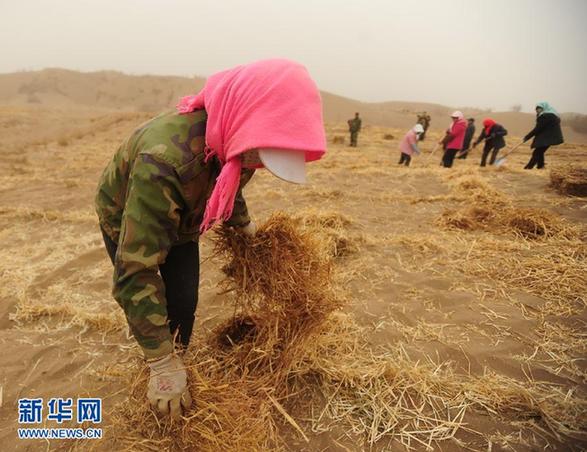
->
[3,65,586,117]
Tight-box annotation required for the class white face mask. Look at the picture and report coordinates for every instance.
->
[246,148,307,184]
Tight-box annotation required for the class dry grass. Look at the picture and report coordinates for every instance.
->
[439,205,579,240]
[459,243,587,317]
[292,209,360,258]
[437,175,580,241]
[432,174,586,316]
[106,213,342,450]
[104,214,587,451]
[436,172,587,316]
[3,117,586,451]
[109,312,587,450]
[550,165,587,197]
[515,320,587,382]
[296,317,587,449]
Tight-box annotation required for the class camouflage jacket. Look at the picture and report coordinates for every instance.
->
[348,117,362,133]
[95,110,253,358]
[417,114,431,129]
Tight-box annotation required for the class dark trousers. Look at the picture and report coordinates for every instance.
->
[398,153,411,166]
[442,148,459,168]
[524,146,550,169]
[101,228,199,348]
[480,143,502,167]
[350,131,358,147]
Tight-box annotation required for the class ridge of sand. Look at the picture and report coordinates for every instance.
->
[1,68,586,143]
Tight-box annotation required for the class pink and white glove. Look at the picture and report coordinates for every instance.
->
[147,354,192,420]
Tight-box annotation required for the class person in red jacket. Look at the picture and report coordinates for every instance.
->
[472,118,508,167]
[439,111,467,168]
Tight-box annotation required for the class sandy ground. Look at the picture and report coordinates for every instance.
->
[0,107,585,451]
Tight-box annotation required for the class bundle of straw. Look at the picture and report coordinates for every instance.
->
[439,203,578,240]
[211,212,341,379]
[293,210,358,258]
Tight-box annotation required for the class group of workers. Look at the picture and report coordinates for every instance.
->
[395,104,564,169]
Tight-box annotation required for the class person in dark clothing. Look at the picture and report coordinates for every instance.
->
[457,118,476,159]
[472,118,508,166]
[523,101,564,169]
[417,112,431,141]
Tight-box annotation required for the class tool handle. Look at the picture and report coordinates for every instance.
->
[426,143,440,160]
[502,140,525,159]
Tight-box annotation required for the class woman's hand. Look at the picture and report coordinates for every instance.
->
[147,354,192,420]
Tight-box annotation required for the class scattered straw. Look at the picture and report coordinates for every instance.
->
[105,213,587,451]
[438,197,579,240]
[457,240,587,316]
[440,205,580,240]
[550,165,587,197]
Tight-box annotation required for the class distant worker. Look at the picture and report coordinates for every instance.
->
[417,112,431,141]
[472,118,508,167]
[398,124,424,166]
[457,118,476,159]
[347,112,362,147]
[522,101,564,170]
[439,111,467,168]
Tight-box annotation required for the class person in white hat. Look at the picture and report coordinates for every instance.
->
[397,124,424,166]
[95,59,326,420]
[439,111,467,168]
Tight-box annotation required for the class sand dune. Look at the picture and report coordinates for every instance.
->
[1,68,586,143]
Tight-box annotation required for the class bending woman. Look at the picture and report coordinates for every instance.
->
[95,59,326,419]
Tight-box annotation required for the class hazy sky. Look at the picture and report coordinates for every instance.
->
[2,0,586,113]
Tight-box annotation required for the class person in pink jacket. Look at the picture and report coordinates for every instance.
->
[398,124,424,166]
[439,111,467,168]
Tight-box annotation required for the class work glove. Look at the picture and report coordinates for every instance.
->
[238,221,257,237]
[147,354,192,420]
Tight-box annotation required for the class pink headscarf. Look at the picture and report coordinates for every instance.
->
[177,59,326,233]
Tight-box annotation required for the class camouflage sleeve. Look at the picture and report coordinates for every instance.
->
[225,168,255,228]
[112,153,183,359]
